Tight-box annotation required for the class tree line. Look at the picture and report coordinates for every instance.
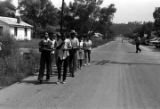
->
[120,7,160,40]
[0,0,116,39]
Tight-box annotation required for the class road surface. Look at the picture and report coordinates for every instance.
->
[1,37,160,109]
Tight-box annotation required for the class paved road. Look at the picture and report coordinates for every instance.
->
[1,37,160,109]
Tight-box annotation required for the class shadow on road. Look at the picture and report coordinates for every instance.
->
[20,80,58,85]
[128,52,137,53]
[95,59,160,66]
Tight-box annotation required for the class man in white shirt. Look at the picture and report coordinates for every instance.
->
[69,30,79,77]
[56,33,72,84]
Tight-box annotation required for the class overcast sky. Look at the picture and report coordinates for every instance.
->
[11,0,160,23]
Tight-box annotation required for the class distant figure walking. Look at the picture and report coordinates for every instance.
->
[38,32,52,84]
[135,35,141,53]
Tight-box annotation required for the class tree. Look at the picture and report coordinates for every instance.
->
[19,0,59,38]
[133,22,154,39]
[95,4,116,38]
[19,0,59,27]
[63,0,116,37]
[153,7,160,36]
[0,0,16,17]
[63,0,100,34]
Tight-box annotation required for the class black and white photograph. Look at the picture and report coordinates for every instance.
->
[0,0,160,109]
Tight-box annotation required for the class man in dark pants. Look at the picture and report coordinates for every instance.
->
[69,30,79,77]
[56,34,72,84]
[135,35,142,53]
[38,32,52,84]
[57,56,69,84]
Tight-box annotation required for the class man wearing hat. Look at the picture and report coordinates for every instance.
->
[69,30,79,77]
[38,32,52,84]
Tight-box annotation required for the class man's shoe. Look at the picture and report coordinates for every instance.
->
[38,80,43,84]
[56,80,61,84]
[62,81,66,84]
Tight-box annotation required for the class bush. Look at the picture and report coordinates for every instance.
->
[0,32,18,57]
[0,32,40,87]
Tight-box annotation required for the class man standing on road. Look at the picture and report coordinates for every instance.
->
[38,32,52,84]
[135,34,142,53]
[69,30,79,77]
[57,34,72,84]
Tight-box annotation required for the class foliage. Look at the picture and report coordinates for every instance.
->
[63,0,116,37]
[0,32,40,87]
[18,0,116,39]
[133,22,154,39]
[19,0,59,38]
[111,22,142,35]
[153,7,160,36]
[0,0,16,17]
[0,32,18,57]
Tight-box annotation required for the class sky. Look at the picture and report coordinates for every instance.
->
[10,0,160,23]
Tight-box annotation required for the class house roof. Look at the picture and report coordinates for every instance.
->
[0,16,33,28]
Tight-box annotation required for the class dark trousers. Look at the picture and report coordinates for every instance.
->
[85,50,91,63]
[87,50,91,63]
[79,59,83,68]
[50,53,56,74]
[38,52,51,81]
[69,49,77,77]
[57,57,69,81]
[136,43,141,53]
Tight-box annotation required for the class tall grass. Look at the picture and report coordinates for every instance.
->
[0,32,40,87]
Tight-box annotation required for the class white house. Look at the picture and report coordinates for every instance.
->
[0,16,33,40]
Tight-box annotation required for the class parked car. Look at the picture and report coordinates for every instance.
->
[149,37,158,45]
[92,33,103,40]
[150,37,160,48]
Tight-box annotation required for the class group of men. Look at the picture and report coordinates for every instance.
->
[38,30,92,84]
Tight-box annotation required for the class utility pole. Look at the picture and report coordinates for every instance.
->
[60,0,65,37]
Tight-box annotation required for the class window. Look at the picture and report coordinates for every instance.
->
[0,27,3,36]
[14,27,17,36]
[25,28,27,36]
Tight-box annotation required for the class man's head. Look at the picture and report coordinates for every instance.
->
[70,30,77,38]
[44,32,49,39]
[50,33,56,40]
